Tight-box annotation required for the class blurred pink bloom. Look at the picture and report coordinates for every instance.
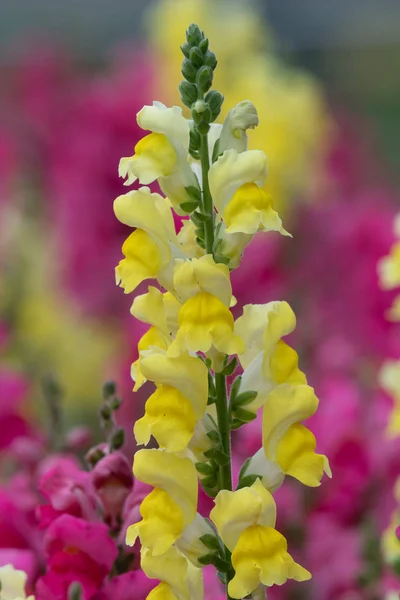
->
[92,570,156,600]
[92,451,133,528]
[36,514,118,599]
[37,457,98,529]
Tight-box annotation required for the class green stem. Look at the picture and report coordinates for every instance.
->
[215,373,232,491]
[215,372,234,599]
[200,132,215,255]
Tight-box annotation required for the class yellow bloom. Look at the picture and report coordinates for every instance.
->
[173,255,232,306]
[131,327,170,391]
[177,219,206,259]
[0,565,34,600]
[378,241,400,290]
[229,525,311,598]
[208,149,289,236]
[382,478,400,566]
[262,384,331,487]
[141,546,204,600]
[126,449,198,554]
[131,286,180,339]
[386,295,400,321]
[235,302,306,412]
[379,360,400,437]
[167,292,244,357]
[119,102,199,209]
[210,480,310,599]
[114,188,178,293]
[134,353,208,452]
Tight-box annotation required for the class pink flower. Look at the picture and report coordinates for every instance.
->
[36,514,118,599]
[37,457,98,528]
[91,452,133,528]
[92,570,156,600]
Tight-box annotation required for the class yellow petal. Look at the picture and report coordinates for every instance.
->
[134,384,196,452]
[127,488,184,555]
[276,423,331,487]
[137,102,189,158]
[141,547,188,596]
[262,384,319,462]
[113,187,176,244]
[175,513,215,567]
[378,242,400,290]
[139,352,208,421]
[229,525,311,598]
[235,301,296,370]
[133,449,198,525]
[167,292,244,358]
[386,295,400,321]
[224,182,290,236]
[173,255,233,307]
[131,286,180,338]
[210,479,276,551]
[146,582,179,600]
[267,340,307,385]
[208,149,267,217]
[119,133,177,185]
[115,230,165,294]
[131,327,170,391]
[177,219,206,259]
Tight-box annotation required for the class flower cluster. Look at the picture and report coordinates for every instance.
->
[378,213,400,593]
[115,24,330,599]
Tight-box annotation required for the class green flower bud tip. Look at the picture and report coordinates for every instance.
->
[189,46,204,68]
[186,23,203,46]
[196,65,213,93]
[102,380,116,398]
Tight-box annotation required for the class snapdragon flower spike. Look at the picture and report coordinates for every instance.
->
[114,20,329,599]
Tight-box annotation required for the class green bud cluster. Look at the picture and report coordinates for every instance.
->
[98,381,125,451]
[179,23,224,143]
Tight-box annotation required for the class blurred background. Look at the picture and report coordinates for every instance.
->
[1,0,400,598]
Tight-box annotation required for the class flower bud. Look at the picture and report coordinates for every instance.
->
[205,90,224,122]
[204,51,217,69]
[179,81,198,108]
[196,66,213,94]
[92,452,133,527]
[218,100,259,153]
[189,46,204,68]
[187,23,202,46]
[182,58,197,83]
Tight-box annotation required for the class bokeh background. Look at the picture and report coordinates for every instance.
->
[1,0,400,598]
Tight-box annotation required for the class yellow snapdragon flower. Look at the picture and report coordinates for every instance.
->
[142,546,203,600]
[209,149,290,236]
[210,479,310,598]
[262,384,331,487]
[134,352,208,452]
[119,102,199,209]
[379,360,400,437]
[234,301,306,413]
[126,449,198,555]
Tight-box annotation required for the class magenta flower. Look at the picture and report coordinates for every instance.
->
[36,514,118,599]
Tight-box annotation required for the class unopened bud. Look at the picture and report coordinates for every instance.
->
[218,100,259,153]
[197,65,213,94]
[189,46,204,68]
[187,23,203,46]
[102,380,116,399]
[111,428,125,450]
[179,81,198,108]
[182,58,197,83]
[204,51,217,69]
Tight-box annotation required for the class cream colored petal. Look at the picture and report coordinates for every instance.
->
[208,149,267,217]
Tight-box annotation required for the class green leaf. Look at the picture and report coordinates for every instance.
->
[232,390,258,408]
[230,418,244,430]
[180,201,199,213]
[206,429,220,443]
[185,185,202,203]
[238,457,251,481]
[222,356,238,376]
[199,534,221,551]
[198,553,230,572]
[192,210,209,223]
[233,407,257,423]
[195,462,215,476]
[212,138,222,162]
[229,376,242,403]
[237,474,261,490]
[200,474,218,489]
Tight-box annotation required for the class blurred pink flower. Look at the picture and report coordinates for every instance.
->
[36,514,118,599]
[92,451,133,528]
